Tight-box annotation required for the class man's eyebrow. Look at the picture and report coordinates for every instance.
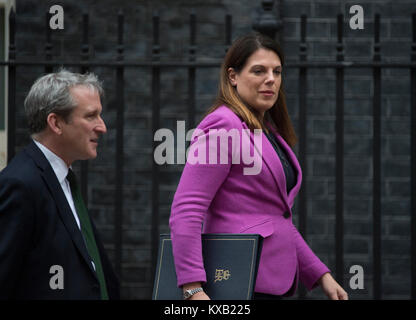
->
[84,107,100,115]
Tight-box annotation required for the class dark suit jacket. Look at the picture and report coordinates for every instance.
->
[0,141,120,300]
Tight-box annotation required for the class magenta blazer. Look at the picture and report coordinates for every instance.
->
[169,105,330,296]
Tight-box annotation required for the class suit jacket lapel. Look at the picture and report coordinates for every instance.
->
[274,133,303,208]
[261,131,290,203]
[257,123,303,209]
[241,122,289,204]
[24,141,97,277]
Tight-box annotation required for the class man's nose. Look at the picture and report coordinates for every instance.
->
[96,116,107,134]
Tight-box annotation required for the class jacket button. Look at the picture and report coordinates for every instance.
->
[283,211,290,219]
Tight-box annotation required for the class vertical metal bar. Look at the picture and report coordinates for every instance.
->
[7,8,16,163]
[225,13,232,53]
[81,12,89,73]
[298,14,308,299]
[45,10,53,74]
[252,0,282,39]
[188,11,196,133]
[335,13,345,287]
[80,12,89,203]
[373,14,382,300]
[114,9,125,283]
[151,12,161,276]
[410,12,416,301]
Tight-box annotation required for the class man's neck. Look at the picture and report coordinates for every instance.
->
[32,134,72,167]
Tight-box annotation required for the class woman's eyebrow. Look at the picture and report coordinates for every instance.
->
[250,64,282,69]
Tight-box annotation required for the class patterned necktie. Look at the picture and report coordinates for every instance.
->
[67,169,109,300]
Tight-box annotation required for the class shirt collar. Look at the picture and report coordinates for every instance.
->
[33,139,70,184]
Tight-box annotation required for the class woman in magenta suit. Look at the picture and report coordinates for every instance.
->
[169,32,348,300]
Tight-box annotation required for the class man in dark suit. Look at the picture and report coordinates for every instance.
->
[0,70,120,299]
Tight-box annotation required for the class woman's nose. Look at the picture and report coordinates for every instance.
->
[265,70,275,83]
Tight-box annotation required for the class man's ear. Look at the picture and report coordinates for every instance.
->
[227,67,237,87]
[46,113,64,135]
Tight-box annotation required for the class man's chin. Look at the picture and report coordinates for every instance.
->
[89,152,98,159]
[82,150,97,160]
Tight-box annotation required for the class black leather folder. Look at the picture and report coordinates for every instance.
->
[152,233,263,300]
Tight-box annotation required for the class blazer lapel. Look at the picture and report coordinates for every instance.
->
[274,133,303,207]
[241,122,289,205]
[24,142,97,277]
[257,123,303,209]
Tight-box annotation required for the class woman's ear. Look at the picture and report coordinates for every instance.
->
[227,67,237,87]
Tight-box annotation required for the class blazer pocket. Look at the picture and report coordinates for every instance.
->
[239,219,275,238]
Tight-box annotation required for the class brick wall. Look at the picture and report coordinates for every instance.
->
[282,0,414,300]
[9,0,415,299]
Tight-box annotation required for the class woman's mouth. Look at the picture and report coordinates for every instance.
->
[259,90,275,96]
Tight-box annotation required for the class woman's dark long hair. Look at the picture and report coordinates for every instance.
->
[207,32,297,147]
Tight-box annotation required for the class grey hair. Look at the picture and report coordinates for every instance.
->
[24,69,104,134]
